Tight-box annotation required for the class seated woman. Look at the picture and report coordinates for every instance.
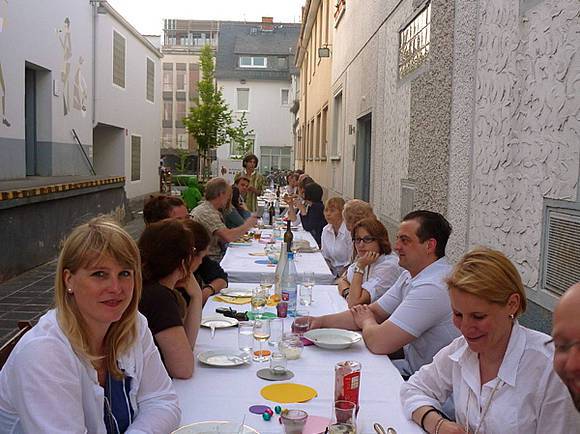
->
[401,247,580,434]
[138,219,203,379]
[285,175,314,226]
[342,199,376,233]
[338,217,401,307]
[222,184,246,229]
[321,197,353,277]
[288,181,326,246]
[0,217,180,433]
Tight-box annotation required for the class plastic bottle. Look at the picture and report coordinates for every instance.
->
[262,203,270,226]
[280,251,298,317]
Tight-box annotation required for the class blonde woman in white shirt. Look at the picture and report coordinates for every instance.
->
[338,217,402,308]
[401,247,580,434]
[321,197,353,277]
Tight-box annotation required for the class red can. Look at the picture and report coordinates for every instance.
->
[334,361,361,408]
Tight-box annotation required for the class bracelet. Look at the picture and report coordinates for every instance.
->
[203,284,216,296]
[342,288,350,298]
[434,417,445,434]
[420,408,440,431]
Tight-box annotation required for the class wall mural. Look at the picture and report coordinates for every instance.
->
[470,0,579,289]
[57,17,72,116]
[0,0,10,127]
[73,56,88,116]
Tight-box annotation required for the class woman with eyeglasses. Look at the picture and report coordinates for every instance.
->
[401,247,580,434]
[338,217,402,307]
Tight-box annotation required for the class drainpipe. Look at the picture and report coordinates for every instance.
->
[91,1,98,127]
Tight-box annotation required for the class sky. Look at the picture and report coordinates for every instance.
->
[107,0,305,35]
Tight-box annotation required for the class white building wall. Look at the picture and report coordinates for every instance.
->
[216,79,293,164]
[468,0,579,308]
[95,9,162,199]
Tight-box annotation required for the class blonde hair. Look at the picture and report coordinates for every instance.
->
[343,199,375,228]
[55,217,142,379]
[446,246,527,316]
[325,197,346,212]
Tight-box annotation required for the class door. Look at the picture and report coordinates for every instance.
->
[25,68,37,176]
[354,113,372,201]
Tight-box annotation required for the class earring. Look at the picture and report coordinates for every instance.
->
[67,288,73,294]
[509,314,515,320]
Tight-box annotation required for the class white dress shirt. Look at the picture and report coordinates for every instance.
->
[401,323,580,433]
[0,310,180,434]
[376,257,459,374]
[321,222,353,276]
[345,252,402,301]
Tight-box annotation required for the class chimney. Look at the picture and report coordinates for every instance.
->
[261,16,274,32]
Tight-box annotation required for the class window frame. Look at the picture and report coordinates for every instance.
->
[146,57,155,103]
[239,56,268,69]
[236,88,250,112]
[130,134,142,182]
[112,29,126,89]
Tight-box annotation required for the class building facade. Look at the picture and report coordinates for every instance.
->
[215,19,300,174]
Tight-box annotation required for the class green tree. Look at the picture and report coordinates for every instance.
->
[174,148,190,174]
[184,44,233,177]
[230,112,255,159]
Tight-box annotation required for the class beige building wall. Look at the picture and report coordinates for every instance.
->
[295,0,333,193]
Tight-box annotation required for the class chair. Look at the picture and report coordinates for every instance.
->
[0,321,33,370]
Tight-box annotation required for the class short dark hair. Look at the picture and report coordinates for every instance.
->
[303,182,323,203]
[234,175,250,185]
[298,176,314,190]
[352,218,392,255]
[402,210,452,258]
[143,195,185,224]
[242,154,259,168]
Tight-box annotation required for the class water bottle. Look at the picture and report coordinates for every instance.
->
[262,202,270,225]
[275,199,281,217]
[280,251,298,317]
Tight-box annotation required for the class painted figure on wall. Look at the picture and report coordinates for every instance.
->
[73,56,88,116]
[57,17,72,116]
[0,0,11,127]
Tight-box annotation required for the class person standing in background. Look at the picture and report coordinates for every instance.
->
[235,154,264,213]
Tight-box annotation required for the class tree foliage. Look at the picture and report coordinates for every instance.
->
[230,112,255,159]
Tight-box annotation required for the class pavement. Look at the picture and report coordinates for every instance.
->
[0,214,146,347]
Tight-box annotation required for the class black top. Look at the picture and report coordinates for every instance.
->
[195,256,228,286]
[300,202,327,247]
[232,186,245,216]
[139,281,183,341]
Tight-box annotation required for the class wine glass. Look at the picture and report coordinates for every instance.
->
[251,287,268,318]
[252,319,271,362]
[300,272,315,306]
[260,273,274,293]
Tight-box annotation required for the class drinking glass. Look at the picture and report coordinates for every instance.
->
[253,229,262,241]
[251,287,268,318]
[281,409,308,434]
[238,321,254,355]
[260,273,274,294]
[268,318,285,348]
[252,319,271,362]
[328,401,356,434]
[292,308,310,336]
[269,351,287,375]
[300,272,315,306]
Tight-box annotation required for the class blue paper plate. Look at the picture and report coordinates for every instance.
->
[254,259,271,265]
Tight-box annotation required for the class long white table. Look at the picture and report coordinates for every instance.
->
[173,283,422,434]
[220,230,335,285]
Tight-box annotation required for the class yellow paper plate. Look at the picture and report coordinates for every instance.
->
[213,295,252,305]
[260,383,317,403]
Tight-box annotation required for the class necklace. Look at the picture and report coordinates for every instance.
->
[465,378,502,434]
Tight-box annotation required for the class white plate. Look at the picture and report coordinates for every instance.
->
[229,240,253,247]
[197,350,250,367]
[172,421,259,434]
[220,287,254,298]
[304,328,362,350]
[200,315,239,329]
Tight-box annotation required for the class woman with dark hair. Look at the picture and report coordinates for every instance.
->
[288,182,327,247]
[138,219,203,379]
[338,218,402,307]
[234,153,264,212]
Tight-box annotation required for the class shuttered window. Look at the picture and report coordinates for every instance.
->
[113,31,126,88]
[131,135,141,181]
[146,58,155,102]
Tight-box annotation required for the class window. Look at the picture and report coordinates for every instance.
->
[237,88,249,111]
[176,63,187,91]
[130,135,141,181]
[162,129,173,148]
[399,2,431,78]
[260,146,292,171]
[146,58,155,102]
[230,136,255,158]
[163,102,173,122]
[239,56,268,68]
[315,113,321,158]
[176,101,186,126]
[162,64,173,92]
[321,106,328,159]
[176,129,188,149]
[281,89,290,106]
[331,91,343,157]
[189,63,199,97]
[113,31,126,88]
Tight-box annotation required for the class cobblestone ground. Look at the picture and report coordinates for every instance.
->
[0,214,145,347]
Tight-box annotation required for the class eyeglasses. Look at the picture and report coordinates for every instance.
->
[545,339,580,354]
[352,236,376,244]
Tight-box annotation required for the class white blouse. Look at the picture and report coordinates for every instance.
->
[321,222,353,276]
[345,252,402,301]
[401,323,580,434]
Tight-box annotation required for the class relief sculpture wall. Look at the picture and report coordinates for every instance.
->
[470,0,579,290]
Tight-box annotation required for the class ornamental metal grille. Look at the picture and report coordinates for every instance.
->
[131,136,141,181]
[399,3,431,78]
[113,31,126,88]
[146,58,155,102]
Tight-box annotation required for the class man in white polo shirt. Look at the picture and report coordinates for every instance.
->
[309,210,459,376]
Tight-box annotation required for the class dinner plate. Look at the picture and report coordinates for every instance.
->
[200,315,239,328]
[197,350,250,367]
[229,240,253,247]
[303,329,362,350]
[220,287,254,298]
[172,420,259,434]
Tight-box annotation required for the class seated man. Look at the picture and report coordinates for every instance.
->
[143,194,228,304]
[309,210,460,376]
[232,176,251,219]
[190,177,257,262]
[552,282,580,411]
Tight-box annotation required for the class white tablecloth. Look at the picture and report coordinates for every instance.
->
[173,283,422,434]
[220,230,335,284]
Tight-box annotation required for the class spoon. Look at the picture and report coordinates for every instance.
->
[374,423,397,434]
[210,324,216,339]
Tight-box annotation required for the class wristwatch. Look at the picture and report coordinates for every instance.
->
[353,264,365,275]
[203,284,217,296]
[342,288,350,298]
